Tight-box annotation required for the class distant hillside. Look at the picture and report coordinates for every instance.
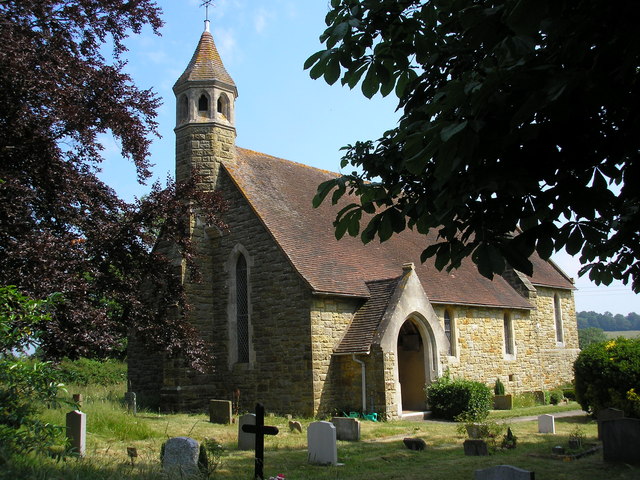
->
[577,311,640,331]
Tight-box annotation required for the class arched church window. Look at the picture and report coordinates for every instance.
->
[504,312,514,356]
[179,95,188,123]
[217,93,230,119]
[444,309,456,356]
[554,294,564,343]
[198,94,209,112]
[236,254,249,363]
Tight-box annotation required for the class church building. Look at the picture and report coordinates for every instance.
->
[128,22,580,419]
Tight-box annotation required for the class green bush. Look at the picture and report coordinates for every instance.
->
[55,358,127,386]
[426,373,492,421]
[0,286,66,455]
[512,392,537,408]
[494,378,505,395]
[549,389,564,405]
[574,337,640,417]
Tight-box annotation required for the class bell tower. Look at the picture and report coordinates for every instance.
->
[173,20,238,190]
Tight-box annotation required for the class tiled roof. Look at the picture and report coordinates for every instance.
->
[226,147,572,308]
[334,278,400,355]
[526,257,575,289]
[174,29,235,89]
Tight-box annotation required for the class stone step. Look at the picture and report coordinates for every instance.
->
[401,410,432,421]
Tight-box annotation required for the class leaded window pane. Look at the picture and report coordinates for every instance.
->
[504,313,514,355]
[444,310,452,355]
[236,255,249,363]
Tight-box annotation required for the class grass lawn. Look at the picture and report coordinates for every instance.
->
[3,383,640,480]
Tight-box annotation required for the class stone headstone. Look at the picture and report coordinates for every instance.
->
[601,417,640,464]
[331,417,360,441]
[66,410,86,457]
[463,439,488,456]
[307,421,337,466]
[125,391,137,415]
[289,420,302,433]
[538,414,555,434]
[474,465,535,480]
[72,393,83,408]
[403,437,426,451]
[597,407,625,440]
[209,399,232,424]
[162,436,201,477]
[238,413,256,450]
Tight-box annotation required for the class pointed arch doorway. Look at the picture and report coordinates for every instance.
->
[397,318,431,412]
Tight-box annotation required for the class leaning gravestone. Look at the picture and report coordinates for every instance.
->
[238,413,256,450]
[403,437,427,451]
[597,407,624,440]
[475,464,535,480]
[463,439,488,456]
[601,417,640,464]
[307,421,337,466]
[331,417,360,441]
[125,391,137,415]
[66,410,86,457]
[538,414,555,434]
[209,399,232,424]
[162,436,201,477]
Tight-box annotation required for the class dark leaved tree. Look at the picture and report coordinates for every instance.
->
[0,1,225,370]
[307,0,640,292]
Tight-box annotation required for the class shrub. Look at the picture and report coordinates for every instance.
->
[494,378,505,395]
[512,392,537,408]
[549,389,564,405]
[426,373,492,421]
[574,337,640,417]
[0,287,65,455]
[55,358,127,386]
[562,387,576,401]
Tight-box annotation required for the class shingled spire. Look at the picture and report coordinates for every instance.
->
[174,21,237,93]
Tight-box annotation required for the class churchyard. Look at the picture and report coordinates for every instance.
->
[4,381,639,480]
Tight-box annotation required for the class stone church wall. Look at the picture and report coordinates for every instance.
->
[130,165,317,415]
[310,297,360,416]
[432,289,579,395]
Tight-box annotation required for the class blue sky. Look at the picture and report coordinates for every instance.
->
[98,0,638,315]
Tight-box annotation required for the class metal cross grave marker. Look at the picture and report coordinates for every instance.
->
[241,403,279,480]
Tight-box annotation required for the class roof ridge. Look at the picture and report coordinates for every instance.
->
[235,146,340,178]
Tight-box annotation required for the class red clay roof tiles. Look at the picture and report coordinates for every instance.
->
[226,147,573,308]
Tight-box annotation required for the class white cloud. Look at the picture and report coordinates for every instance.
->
[214,27,238,64]
[254,7,274,34]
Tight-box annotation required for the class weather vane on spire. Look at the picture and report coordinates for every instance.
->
[200,0,214,21]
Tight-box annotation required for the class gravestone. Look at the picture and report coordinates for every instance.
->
[241,403,279,480]
[66,410,86,457]
[72,393,83,408]
[238,413,256,450]
[162,436,201,477]
[475,465,535,480]
[331,417,360,441]
[601,417,640,464]
[597,407,624,440]
[307,421,338,466]
[463,439,488,456]
[125,391,137,415]
[538,414,555,434]
[403,437,426,451]
[209,399,232,424]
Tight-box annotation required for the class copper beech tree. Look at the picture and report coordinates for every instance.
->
[0,1,225,370]
[307,0,640,292]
